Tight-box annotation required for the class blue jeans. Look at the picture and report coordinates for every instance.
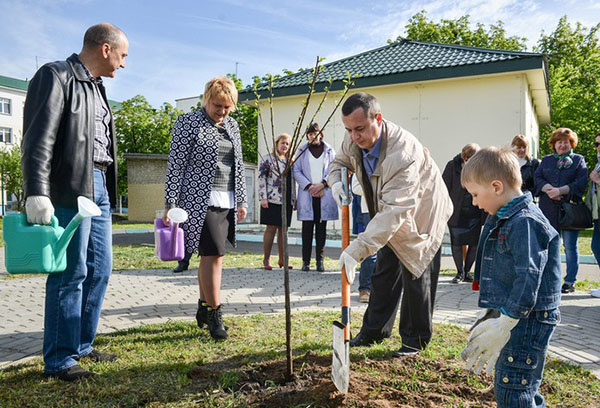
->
[592,220,600,267]
[561,229,580,284]
[358,253,376,292]
[494,309,559,408]
[43,169,113,373]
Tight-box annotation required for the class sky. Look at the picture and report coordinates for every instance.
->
[1,0,599,107]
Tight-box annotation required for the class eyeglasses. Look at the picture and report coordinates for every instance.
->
[594,142,600,147]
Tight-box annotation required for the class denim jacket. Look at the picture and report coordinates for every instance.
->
[473,193,562,318]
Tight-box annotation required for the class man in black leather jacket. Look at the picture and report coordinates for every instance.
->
[21,23,128,381]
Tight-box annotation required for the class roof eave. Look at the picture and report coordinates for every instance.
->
[239,57,546,102]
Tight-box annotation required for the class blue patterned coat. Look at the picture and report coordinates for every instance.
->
[165,109,247,254]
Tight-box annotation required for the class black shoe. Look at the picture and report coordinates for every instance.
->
[349,331,381,347]
[173,261,189,273]
[82,349,118,362]
[207,305,228,340]
[392,344,422,357]
[463,272,474,283]
[316,260,325,272]
[561,283,575,294]
[44,364,96,382]
[196,299,208,328]
[451,273,463,284]
[301,261,310,272]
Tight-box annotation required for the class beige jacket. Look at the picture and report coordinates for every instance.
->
[328,120,453,279]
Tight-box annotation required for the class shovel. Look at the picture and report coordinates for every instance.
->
[332,167,351,393]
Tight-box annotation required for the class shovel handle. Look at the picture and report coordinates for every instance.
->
[341,168,351,341]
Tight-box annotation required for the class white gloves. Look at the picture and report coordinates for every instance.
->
[461,313,520,375]
[331,181,346,209]
[338,251,358,284]
[25,195,55,225]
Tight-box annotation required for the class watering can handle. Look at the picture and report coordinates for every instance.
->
[26,214,59,228]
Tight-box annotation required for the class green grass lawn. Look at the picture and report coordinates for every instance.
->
[0,312,598,407]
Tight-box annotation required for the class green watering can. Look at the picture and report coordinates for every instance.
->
[3,196,101,274]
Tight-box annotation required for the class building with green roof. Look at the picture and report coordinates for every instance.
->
[241,41,550,228]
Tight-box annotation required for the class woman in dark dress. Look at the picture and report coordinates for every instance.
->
[164,76,247,340]
[534,127,588,294]
[442,143,486,284]
[258,133,295,269]
[511,134,540,196]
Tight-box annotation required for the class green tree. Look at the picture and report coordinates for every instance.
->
[0,145,24,212]
[113,95,182,195]
[398,10,527,51]
[535,17,600,165]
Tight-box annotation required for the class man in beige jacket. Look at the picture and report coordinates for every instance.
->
[329,92,453,355]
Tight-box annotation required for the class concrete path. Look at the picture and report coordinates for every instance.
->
[1,261,599,378]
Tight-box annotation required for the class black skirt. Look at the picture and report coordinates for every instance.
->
[449,218,482,246]
[260,203,293,227]
[198,206,234,256]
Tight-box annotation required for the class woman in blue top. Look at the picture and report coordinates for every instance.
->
[534,127,588,293]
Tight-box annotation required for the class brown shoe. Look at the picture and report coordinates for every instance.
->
[358,290,370,303]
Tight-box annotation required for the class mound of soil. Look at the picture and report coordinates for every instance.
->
[189,351,498,407]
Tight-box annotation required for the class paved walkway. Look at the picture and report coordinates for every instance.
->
[1,261,599,378]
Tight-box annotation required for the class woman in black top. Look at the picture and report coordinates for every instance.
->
[512,134,539,196]
[442,144,486,284]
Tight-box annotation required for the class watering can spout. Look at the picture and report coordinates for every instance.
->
[54,196,101,259]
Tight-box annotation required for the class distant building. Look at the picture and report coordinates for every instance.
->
[175,95,200,112]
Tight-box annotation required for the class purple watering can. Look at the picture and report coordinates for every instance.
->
[154,208,188,261]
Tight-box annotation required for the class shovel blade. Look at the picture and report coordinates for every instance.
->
[332,321,350,393]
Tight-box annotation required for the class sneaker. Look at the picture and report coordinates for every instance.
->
[358,291,370,303]
[44,364,96,382]
[561,283,575,294]
[349,331,382,347]
[82,349,118,362]
[590,288,600,298]
[391,344,422,357]
[451,273,463,284]
[463,272,474,283]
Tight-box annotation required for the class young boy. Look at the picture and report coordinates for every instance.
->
[460,147,562,408]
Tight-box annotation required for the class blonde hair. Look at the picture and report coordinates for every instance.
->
[511,134,530,160]
[461,147,522,190]
[548,127,577,150]
[202,76,238,111]
[273,133,291,157]
[461,143,480,161]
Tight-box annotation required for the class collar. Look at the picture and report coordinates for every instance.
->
[361,128,382,159]
[496,192,532,220]
[67,53,95,83]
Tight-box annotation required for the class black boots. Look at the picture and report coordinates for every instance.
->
[207,305,228,340]
[173,260,189,273]
[452,271,474,283]
[301,261,310,271]
[196,299,208,328]
[316,260,325,272]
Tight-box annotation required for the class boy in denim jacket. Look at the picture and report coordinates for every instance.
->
[460,147,561,408]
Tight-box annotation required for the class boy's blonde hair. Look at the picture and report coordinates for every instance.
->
[461,147,522,190]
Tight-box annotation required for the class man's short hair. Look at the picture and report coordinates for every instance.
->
[202,76,238,110]
[341,92,381,118]
[83,23,125,48]
[461,147,522,190]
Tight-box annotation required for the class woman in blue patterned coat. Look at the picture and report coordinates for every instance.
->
[164,76,247,340]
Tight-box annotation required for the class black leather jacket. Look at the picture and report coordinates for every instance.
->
[22,54,117,209]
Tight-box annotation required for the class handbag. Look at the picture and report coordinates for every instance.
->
[559,197,593,230]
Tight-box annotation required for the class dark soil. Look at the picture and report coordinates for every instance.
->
[188,351,501,407]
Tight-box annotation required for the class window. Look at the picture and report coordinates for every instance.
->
[0,97,11,115]
[0,127,12,144]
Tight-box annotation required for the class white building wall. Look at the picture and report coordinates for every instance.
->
[175,96,201,113]
[256,72,540,230]
[0,86,26,150]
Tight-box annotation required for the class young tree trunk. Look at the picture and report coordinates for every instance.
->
[281,172,293,380]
